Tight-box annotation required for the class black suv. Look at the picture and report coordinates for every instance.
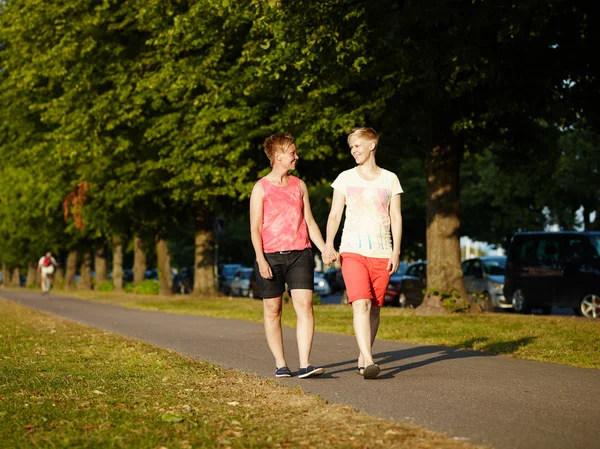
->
[503,231,600,318]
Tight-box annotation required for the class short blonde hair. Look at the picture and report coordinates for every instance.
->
[264,133,295,166]
[347,127,379,149]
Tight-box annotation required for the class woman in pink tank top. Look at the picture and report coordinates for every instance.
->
[249,133,335,379]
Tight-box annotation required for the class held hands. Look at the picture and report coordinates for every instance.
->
[322,245,339,267]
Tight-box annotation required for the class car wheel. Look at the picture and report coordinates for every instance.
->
[579,294,600,319]
[248,289,254,299]
[242,288,249,297]
[511,288,531,314]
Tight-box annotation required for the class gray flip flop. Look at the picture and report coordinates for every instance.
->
[363,364,380,379]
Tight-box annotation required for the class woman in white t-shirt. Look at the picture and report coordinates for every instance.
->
[324,127,403,379]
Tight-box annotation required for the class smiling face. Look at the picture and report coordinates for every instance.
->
[276,143,298,169]
[349,137,375,165]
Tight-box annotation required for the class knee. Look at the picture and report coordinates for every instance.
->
[264,304,282,319]
[296,302,314,318]
[352,300,371,315]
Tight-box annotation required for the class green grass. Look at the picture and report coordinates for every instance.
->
[62,290,600,369]
[0,299,484,449]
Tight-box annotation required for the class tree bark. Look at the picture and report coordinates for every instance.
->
[78,250,93,290]
[94,246,108,285]
[112,235,124,292]
[54,265,64,289]
[133,234,147,286]
[26,263,37,288]
[11,267,21,287]
[194,214,217,296]
[417,139,470,316]
[65,250,77,289]
[156,232,173,296]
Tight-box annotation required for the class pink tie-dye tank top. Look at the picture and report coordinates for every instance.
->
[260,176,311,253]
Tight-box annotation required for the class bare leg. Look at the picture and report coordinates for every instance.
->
[352,299,375,367]
[358,305,381,367]
[263,296,287,368]
[41,272,48,294]
[290,289,314,368]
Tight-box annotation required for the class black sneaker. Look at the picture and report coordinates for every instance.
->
[298,365,325,379]
[275,366,292,378]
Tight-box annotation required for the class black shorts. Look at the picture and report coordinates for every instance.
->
[255,248,314,299]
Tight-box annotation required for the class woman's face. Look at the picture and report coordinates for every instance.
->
[277,143,298,169]
[349,137,374,165]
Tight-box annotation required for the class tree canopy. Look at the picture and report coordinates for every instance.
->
[1,0,598,307]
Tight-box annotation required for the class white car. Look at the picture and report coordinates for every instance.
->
[313,273,331,296]
[229,268,255,297]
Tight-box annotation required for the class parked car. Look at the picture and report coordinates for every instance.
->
[122,269,134,283]
[173,266,194,294]
[385,261,427,307]
[249,269,261,299]
[503,231,600,318]
[322,268,345,294]
[314,272,331,297]
[230,267,255,297]
[388,262,409,284]
[218,263,243,294]
[145,268,159,280]
[462,256,509,311]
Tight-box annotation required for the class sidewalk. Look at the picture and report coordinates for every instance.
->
[2,289,598,449]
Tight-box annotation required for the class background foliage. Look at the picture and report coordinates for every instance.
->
[1,0,598,290]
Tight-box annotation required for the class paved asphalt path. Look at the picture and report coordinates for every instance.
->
[2,290,598,449]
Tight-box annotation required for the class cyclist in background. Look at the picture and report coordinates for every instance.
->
[37,252,58,295]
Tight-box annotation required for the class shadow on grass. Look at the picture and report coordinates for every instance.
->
[321,336,537,379]
[472,336,537,355]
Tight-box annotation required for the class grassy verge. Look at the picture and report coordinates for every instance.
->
[0,299,484,449]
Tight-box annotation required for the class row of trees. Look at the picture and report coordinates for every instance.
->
[1,1,599,312]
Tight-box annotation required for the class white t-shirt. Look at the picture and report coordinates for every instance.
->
[331,167,403,258]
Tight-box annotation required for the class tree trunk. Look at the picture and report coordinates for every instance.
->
[417,139,470,316]
[133,234,147,286]
[26,263,37,288]
[112,235,124,292]
[94,246,108,285]
[78,250,93,290]
[54,264,64,289]
[194,214,217,296]
[11,267,21,287]
[156,232,173,296]
[65,250,77,289]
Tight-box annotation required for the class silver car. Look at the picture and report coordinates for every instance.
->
[313,272,331,297]
[229,267,255,297]
[462,256,509,310]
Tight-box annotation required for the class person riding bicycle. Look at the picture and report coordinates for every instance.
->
[37,252,58,294]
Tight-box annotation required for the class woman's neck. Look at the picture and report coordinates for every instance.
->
[356,158,380,178]
[265,167,290,186]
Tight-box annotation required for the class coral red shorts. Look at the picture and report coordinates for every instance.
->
[341,253,391,307]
